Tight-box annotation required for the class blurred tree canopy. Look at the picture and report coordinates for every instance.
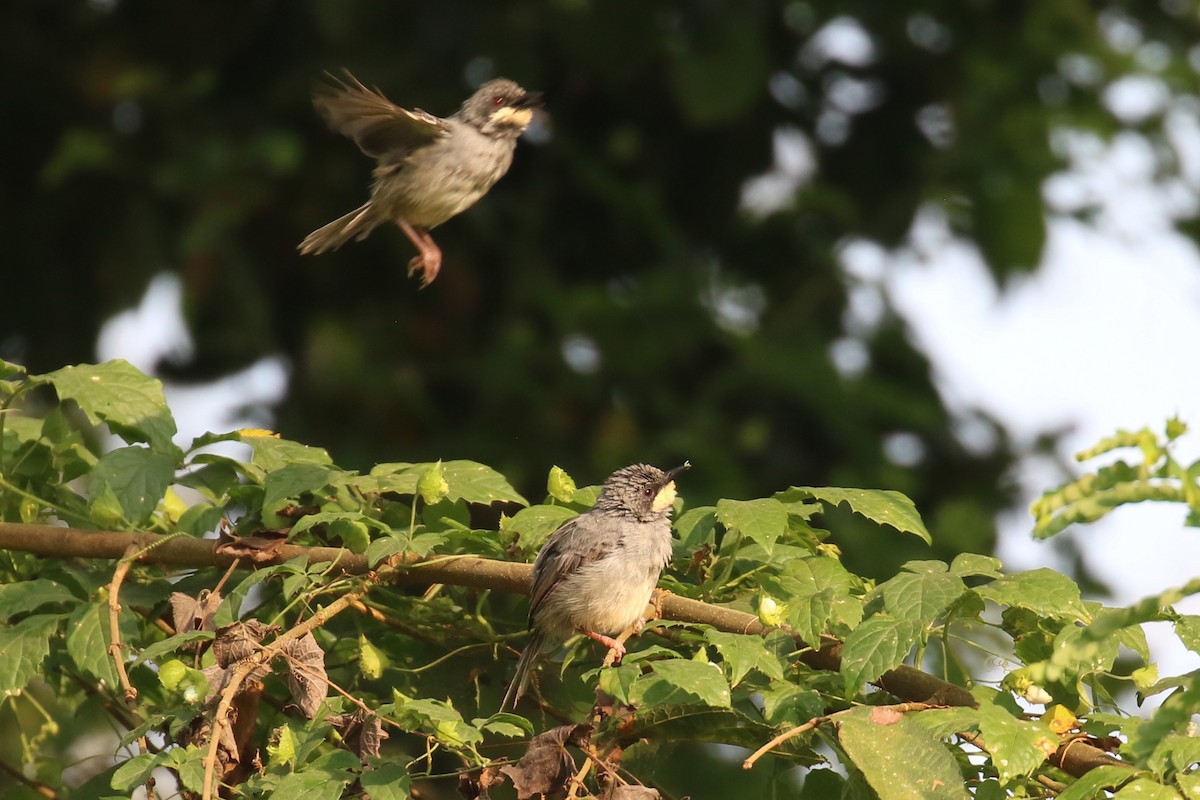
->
[4,0,1198,578]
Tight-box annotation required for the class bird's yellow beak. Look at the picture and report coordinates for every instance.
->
[651,481,677,513]
[490,106,534,127]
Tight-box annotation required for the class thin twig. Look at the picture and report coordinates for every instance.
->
[107,546,141,708]
[0,755,56,799]
[564,753,593,800]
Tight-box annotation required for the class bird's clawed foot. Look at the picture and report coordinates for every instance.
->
[582,629,627,665]
[397,219,443,288]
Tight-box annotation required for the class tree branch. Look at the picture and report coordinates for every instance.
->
[0,521,1128,779]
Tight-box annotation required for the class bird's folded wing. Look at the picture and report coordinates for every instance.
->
[313,71,450,159]
[527,517,617,622]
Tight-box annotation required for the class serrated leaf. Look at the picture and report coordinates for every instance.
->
[977,700,1054,784]
[703,629,785,686]
[394,698,483,748]
[757,684,824,727]
[599,663,640,705]
[271,770,352,800]
[261,462,338,527]
[879,571,965,628]
[503,505,578,551]
[837,706,969,800]
[1113,778,1182,800]
[245,435,332,474]
[976,568,1091,622]
[950,553,1003,578]
[715,498,788,554]
[36,360,178,452]
[631,659,731,708]
[0,580,79,621]
[90,446,177,526]
[371,460,527,505]
[131,631,213,668]
[779,486,931,543]
[908,707,980,740]
[0,614,61,695]
[360,762,412,800]
[67,602,119,686]
[840,615,922,695]
[477,712,535,739]
[547,466,577,503]
[110,752,164,791]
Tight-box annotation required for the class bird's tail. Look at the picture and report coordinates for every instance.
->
[501,631,544,711]
[298,202,381,255]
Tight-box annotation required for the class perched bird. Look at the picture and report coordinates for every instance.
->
[298,71,542,287]
[502,462,689,710]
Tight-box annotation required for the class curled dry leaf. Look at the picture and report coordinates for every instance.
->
[604,787,661,800]
[169,589,222,640]
[327,709,388,762]
[213,620,278,667]
[281,632,328,719]
[499,723,592,800]
[459,765,505,800]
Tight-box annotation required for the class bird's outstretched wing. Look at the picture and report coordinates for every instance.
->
[527,516,617,625]
[312,71,449,160]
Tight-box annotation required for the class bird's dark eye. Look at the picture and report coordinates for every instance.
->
[492,96,504,106]
[642,487,653,497]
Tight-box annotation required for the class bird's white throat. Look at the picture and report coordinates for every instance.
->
[490,106,534,127]
[651,481,677,513]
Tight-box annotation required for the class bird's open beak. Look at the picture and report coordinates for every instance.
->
[651,462,690,513]
[514,91,544,110]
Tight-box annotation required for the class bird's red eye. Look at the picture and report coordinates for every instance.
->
[643,487,653,497]
[493,96,504,106]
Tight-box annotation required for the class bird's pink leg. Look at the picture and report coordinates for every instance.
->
[396,219,443,287]
[581,629,627,663]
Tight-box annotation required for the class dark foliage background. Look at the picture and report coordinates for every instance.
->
[3,0,1195,581]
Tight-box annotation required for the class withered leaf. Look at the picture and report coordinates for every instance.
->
[459,765,504,800]
[281,632,328,718]
[499,723,591,800]
[603,786,660,800]
[327,709,388,762]
[169,589,222,637]
[213,620,278,667]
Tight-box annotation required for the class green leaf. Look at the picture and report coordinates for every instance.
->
[631,658,731,708]
[879,570,966,628]
[976,699,1054,784]
[477,713,534,739]
[674,506,717,552]
[908,707,981,740]
[131,631,213,668]
[90,446,177,526]
[840,615,922,695]
[371,460,527,505]
[976,568,1091,623]
[703,629,785,686]
[36,360,178,452]
[1113,778,1182,800]
[67,602,118,686]
[598,663,640,705]
[617,705,821,764]
[360,762,412,800]
[261,463,337,527]
[0,614,61,695]
[837,706,970,800]
[111,752,164,791]
[0,580,79,621]
[949,553,1003,578]
[779,486,932,544]
[756,683,824,727]
[502,505,578,551]
[244,433,332,474]
[547,465,577,503]
[271,770,352,800]
[393,698,483,748]
[716,498,788,554]
[417,460,450,504]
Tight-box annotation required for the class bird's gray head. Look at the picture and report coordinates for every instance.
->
[594,462,690,522]
[456,78,542,138]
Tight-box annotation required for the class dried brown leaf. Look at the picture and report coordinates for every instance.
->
[169,589,222,638]
[327,709,389,762]
[499,723,591,800]
[459,765,505,800]
[281,632,327,718]
[604,787,661,800]
[213,620,277,667]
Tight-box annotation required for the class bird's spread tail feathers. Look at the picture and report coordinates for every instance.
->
[501,631,544,711]
[298,202,380,255]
